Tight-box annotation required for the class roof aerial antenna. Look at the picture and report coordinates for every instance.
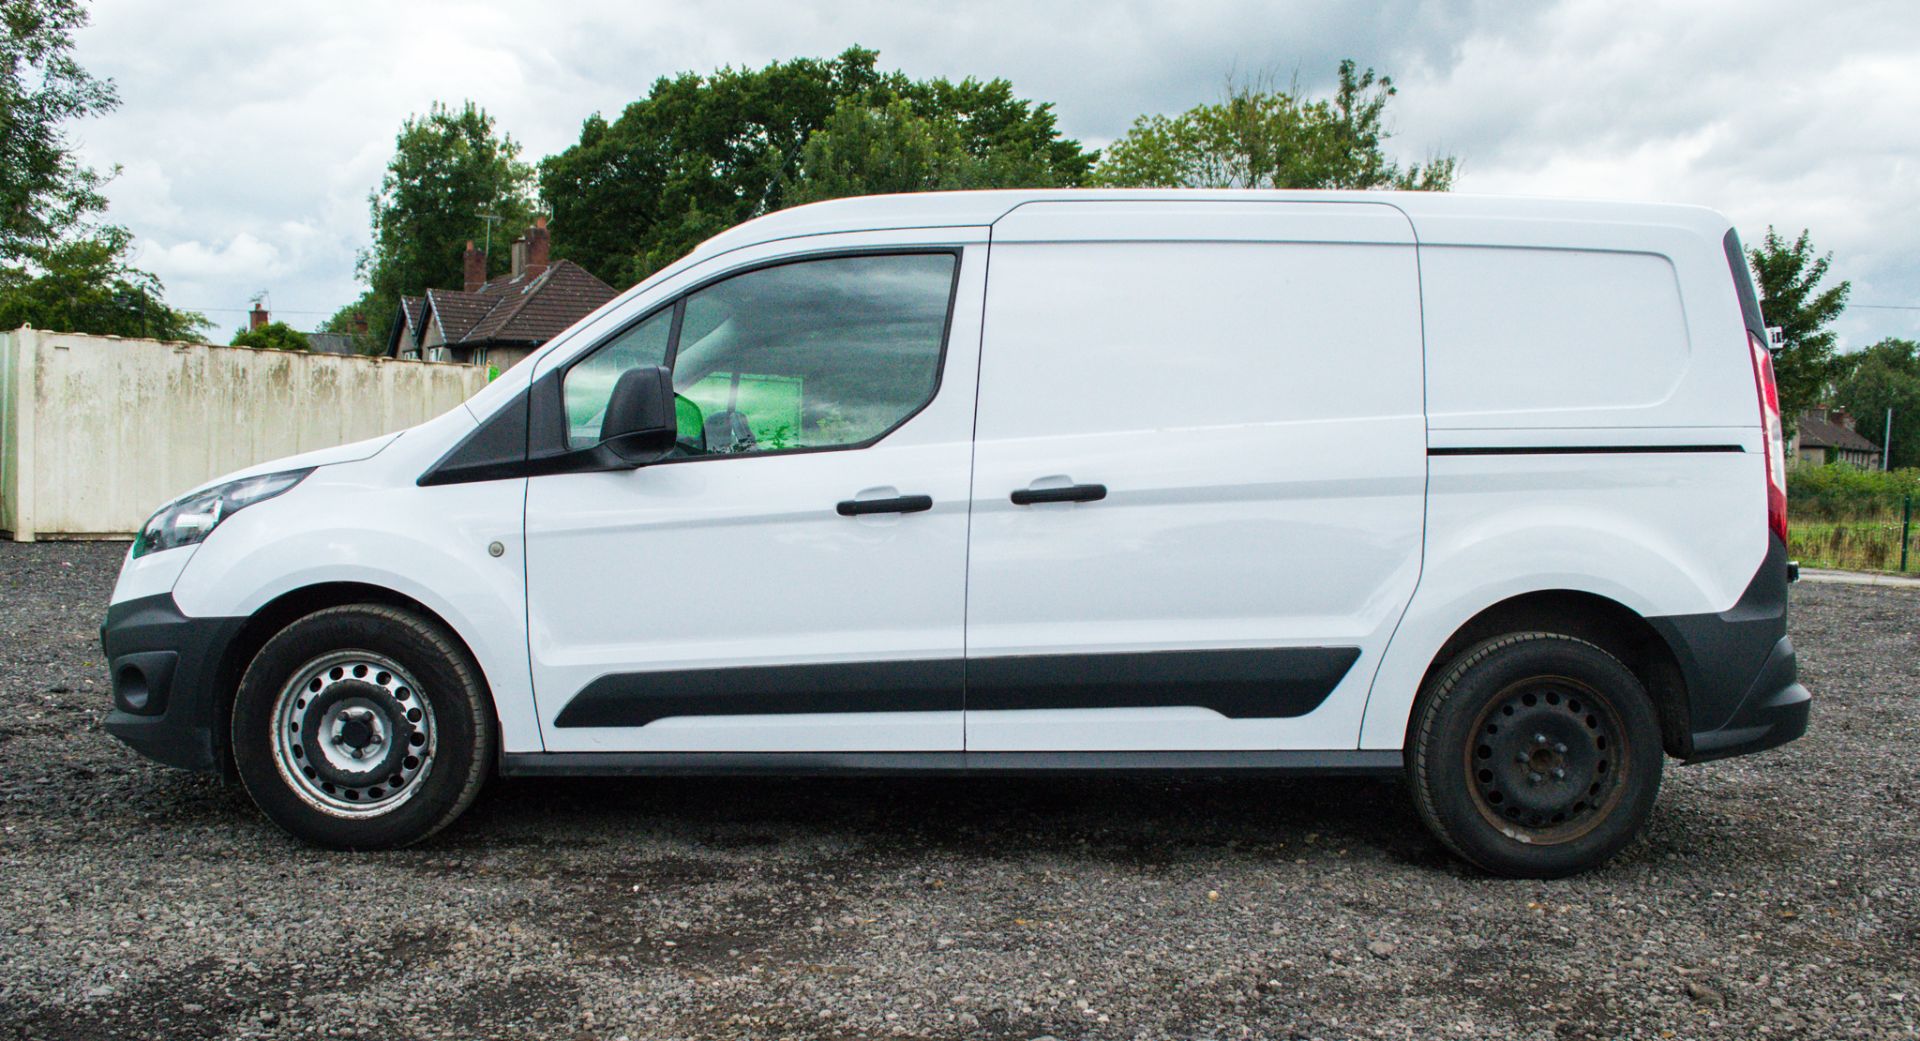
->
[476,211,503,258]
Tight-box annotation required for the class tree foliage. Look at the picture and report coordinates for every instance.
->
[0,227,207,339]
[0,1,204,338]
[319,290,387,355]
[1094,61,1455,191]
[356,101,535,346]
[229,319,310,352]
[0,0,117,262]
[539,47,1094,287]
[1832,337,1920,470]
[1749,227,1850,419]
[788,86,1086,206]
[1786,463,1920,520]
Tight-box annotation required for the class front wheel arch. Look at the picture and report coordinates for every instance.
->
[230,601,497,848]
[211,583,500,778]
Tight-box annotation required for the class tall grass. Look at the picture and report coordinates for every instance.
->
[1787,464,1918,571]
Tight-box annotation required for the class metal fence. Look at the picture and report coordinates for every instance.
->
[1787,492,1918,574]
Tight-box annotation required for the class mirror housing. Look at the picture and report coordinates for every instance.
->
[597,366,677,465]
[416,364,678,486]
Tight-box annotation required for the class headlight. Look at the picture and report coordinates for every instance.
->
[131,469,314,558]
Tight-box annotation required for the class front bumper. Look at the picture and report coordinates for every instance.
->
[101,594,246,774]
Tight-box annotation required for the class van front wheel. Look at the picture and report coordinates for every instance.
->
[231,604,494,849]
[1408,633,1663,878]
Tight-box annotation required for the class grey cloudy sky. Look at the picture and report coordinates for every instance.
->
[70,0,1920,348]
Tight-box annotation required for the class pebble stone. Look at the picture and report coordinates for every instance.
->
[1,541,1914,1039]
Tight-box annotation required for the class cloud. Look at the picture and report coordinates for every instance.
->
[1393,0,1920,346]
[66,0,1920,346]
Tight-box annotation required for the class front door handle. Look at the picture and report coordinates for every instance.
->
[836,494,934,517]
[1011,483,1108,505]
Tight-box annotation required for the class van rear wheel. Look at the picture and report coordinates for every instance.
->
[1408,633,1663,878]
[231,604,493,849]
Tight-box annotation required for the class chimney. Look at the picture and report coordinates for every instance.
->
[510,236,528,279]
[463,240,486,292]
[525,215,550,278]
[351,311,368,335]
[249,302,269,330]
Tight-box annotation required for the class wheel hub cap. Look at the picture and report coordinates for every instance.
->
[1467,677,1627,843]
[270,654,436,817]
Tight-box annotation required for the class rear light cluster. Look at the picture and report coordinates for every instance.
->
[1747,331,1788,543]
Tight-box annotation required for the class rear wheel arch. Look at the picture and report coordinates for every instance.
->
[211,583,499,776]
[1408,590,1692,759]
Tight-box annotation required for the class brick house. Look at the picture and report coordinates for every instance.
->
[386,217,617,372]
[1792,406,1883,469]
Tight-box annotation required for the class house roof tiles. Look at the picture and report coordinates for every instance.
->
[389,259,617,358]
[1798,414,1881,453]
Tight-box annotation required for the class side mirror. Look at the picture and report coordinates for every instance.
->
[597,366,677,465]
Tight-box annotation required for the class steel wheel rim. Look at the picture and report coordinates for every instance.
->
[270,650,437,817]
[1464,674,1629,845]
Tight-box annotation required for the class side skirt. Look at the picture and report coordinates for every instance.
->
[499,749,1404,778]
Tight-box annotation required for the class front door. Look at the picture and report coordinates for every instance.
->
[963,200,1428,751]
[525,240,984,752]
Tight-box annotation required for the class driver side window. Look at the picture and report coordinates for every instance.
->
[563,307,674,450]
[562,251,957,458]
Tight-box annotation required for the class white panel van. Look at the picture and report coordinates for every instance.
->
[101,191,1807,877]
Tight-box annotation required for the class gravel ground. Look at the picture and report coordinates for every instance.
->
[1,540,1916,1041]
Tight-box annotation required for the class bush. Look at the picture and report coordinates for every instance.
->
[230,321,311,352]
[1785,464,1920,521]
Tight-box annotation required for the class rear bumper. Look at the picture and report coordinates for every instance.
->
[1683,635,1810,763]
[100,594,245,775]
[1650,535,1811,764]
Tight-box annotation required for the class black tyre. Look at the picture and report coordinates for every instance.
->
[1408,633,1663,878]
[231,604,494,849]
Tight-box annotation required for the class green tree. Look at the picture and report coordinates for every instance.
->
[319,290,388,355]
[886,74,1092,184]
[540,47,1093,286]
[1749,227,1850,419]
[1095,61,1455,191]
[788,92,1083,205]
[229,319,310,352]
[1,0,201,338]
[356,101,535,330]
[0,227,207,339]
[1832,337,1920,469]
[0,0,117,262]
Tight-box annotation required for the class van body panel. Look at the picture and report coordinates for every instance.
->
[522,229,989,752]
[1354,197,1776,755]
[1421,247,1693,423]
[966,201,1426,751]
[1358,447,1769,750]
[988,198,1417,245]
[166,415,545,754]
[1413,225,1755,435]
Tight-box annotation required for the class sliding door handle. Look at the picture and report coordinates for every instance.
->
[1011,483,1107,505]
[837,494,934,516]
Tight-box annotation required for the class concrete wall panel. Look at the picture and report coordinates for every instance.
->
[0,329,487,539]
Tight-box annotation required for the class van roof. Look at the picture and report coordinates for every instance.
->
[688,189,1734,261]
